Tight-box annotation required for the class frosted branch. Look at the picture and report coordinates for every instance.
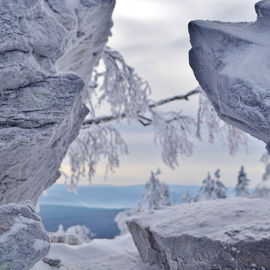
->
[64,47,251,188]
[66,125,128,191]
[196,92,249,155]
[82,88,200,127]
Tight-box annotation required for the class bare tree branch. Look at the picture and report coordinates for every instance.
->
[82,88,201,127]
[82,115,119,127]
[149,88,200,108]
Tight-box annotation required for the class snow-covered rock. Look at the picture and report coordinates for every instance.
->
[189,0,270,150]
[0,203,49,270]
[0,0,85,206]
[0,0,114,206]
[0,0,115,268]
[45,0,115,96]
[127,198,270,270]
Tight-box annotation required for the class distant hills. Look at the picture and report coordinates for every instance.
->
[39,205,123,239]
[38,184,234,238]
[38,184,204,209]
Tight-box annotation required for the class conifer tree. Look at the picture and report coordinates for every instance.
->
[214,169,227,199]
[198,170,227,200]
[199,173,215,200]
[140,169,171,210]
[235,166,250,197]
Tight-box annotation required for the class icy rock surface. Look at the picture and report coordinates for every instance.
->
[0,203,49,270]
[45,0,115,95]
[0,0,114,205]
[127,198,270,270]
[189,0,270,149]
[0,0,114,268]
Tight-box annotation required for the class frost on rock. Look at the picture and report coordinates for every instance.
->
[127,198,270,270]
[0,203,49,270]
[189,0,270,150]
[47,0,115,95]
[0,0,114,205]
[0,0,115,268]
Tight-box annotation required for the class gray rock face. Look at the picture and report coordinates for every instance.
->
[189,0,270,150]
[0,203,50,270]
[0,0,115,268]
[127,198,270,270]
[0,0,85,205]
[0,0,114,205]
[46,0,115,96]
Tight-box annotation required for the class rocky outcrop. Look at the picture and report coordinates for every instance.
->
[0,203,50,270]
[0,0,115,268]
[0,0,114,205]
[45,0,115,95]
[189,0,270,150]
[127,198,270,270]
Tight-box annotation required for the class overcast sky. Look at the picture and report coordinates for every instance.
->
[59,0,266,187]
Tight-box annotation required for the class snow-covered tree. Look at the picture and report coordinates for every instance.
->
[66,225,94,243]
[50,224,94,245]
[214,169,220,181]
[198,170,227,200]
[115,169,171,234]
[160,182,171,207]
[198,173,216,200]
[235,166,250,197]
[63,47,249,189]
[139,169,167,210]
[215,179,227,199]
[214,169,227,199]
[252,183,270,199]
[181,190,198,203]
[57,224,65,235]
[139,169,172,210]
[260,152,270,181]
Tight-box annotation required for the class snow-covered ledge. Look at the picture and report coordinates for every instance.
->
[0,0,114,268]
[189,0,270,150]
[127,198,270,270]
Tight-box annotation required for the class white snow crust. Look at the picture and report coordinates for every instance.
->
[31,234,158,270]
[129,198,270,243]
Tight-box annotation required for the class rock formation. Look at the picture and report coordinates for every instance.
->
[189,0,270,150]
[0,203,49,270]
[0,0,115,268]
[127,198,270,270]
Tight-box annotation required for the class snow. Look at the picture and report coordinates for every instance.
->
[33,198,270,270]
[33,239,50,252]
[31,234,158,270]
[64,0,80,9]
